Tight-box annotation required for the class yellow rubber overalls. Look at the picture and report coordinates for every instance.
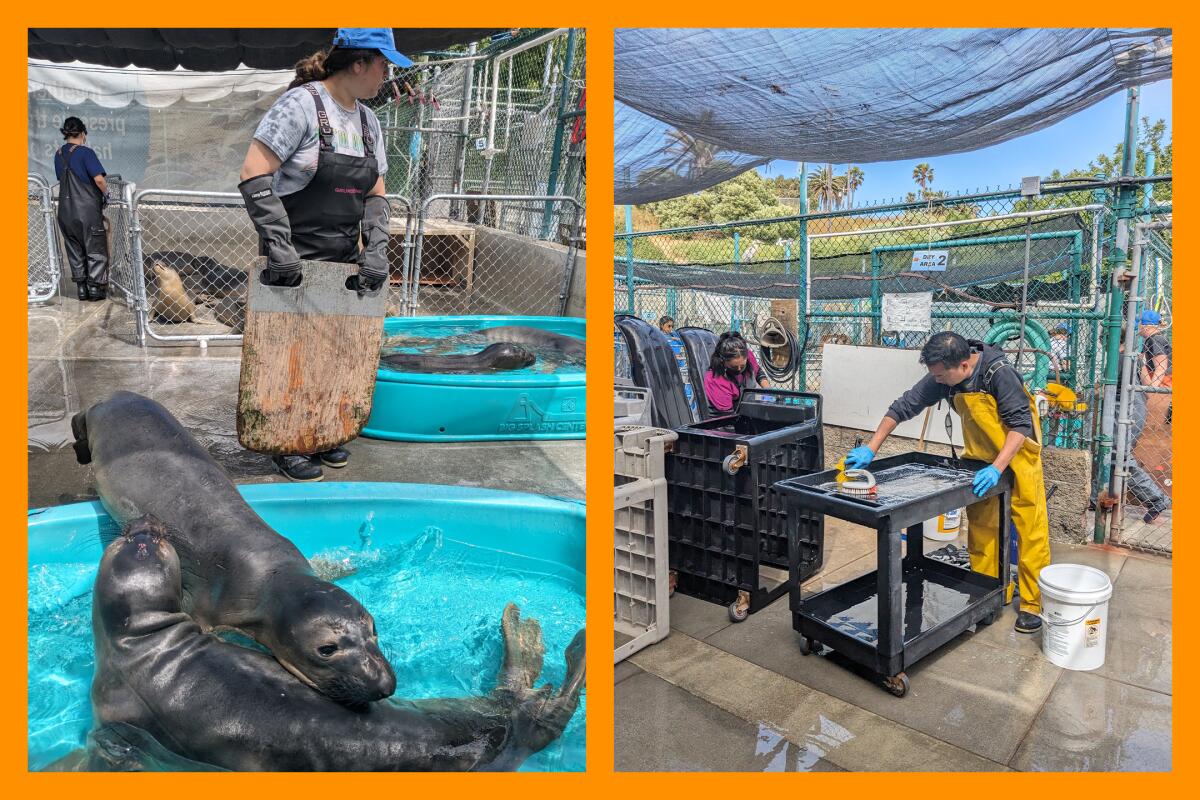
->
[952,361,1052,614]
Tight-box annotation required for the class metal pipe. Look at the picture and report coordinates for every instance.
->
[1014,217,1033,370]
[450,43,478,218]
[1108,223,1149,540]
[542,28,579,238]
[625,205,635,313]
[811,205,1106,240]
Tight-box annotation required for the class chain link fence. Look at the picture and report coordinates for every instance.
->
[411,194,582,316]
[27,174,59,304]
[616,179,1172,546]
[1106,216,1172,555]
[375,29,585,245]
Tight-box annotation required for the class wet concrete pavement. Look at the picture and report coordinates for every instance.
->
[616,518,1172,772]
[28,298,585,508]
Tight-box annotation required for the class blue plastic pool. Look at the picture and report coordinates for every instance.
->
[364,315,586,442]
[27,482,586,772]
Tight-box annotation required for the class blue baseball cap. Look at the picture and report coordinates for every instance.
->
[1138,310,1162,327]
[1054,323,1072,333]
[333,28,413,68]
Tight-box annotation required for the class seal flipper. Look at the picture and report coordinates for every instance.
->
[87,723,229,772]
[70,411,92,465]
[499,603,545,692]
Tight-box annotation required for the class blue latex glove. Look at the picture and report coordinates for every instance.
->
[845,445,875,470]
[973,465,1001,497]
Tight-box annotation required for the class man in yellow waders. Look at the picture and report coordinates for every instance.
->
[843,331,1051,633]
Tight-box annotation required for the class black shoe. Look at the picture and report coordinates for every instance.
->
[75,282,89,301]
[87,283,107,301]
[316,446,349,468]
[1015,611,1042,634]
[1144,508,1167,524]
[273,454,323,482]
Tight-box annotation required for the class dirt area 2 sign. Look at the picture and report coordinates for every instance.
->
[910,250,949,271]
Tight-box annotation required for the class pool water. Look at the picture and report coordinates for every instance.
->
[28,502,585,772]
[381,324,585,376]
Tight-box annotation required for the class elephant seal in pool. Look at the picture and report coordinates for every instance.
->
[380,342,535,373]
[477,326,585,359]
[71,391,395,707]
[91,518,585,771]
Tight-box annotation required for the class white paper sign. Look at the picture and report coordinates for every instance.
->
[882,292,933,332]
[911,250,949,271]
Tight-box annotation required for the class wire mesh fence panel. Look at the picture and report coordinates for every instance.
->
[412,194,582,316]
[1108,218,1172,555]
[104,179,139,309]
[133,189,256,343]
[373,29,586,245]
[27,174,59,304]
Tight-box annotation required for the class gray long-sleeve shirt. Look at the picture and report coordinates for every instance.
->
[885,341,1034,438]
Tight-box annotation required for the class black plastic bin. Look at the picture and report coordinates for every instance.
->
[666,389,825,621]
[774,451,1013,697]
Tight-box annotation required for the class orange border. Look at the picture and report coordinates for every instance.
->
[5,4,1193,794]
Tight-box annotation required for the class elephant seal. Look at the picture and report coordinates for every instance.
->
[71,391,395,707]
[477,326,585,359]
[380,342,535,373]
[91,519,585,771]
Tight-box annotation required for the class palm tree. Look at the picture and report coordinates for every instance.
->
[662,114,720,178]
[808,163,847,211]
[845,166,865,208]
[912,162,934,198]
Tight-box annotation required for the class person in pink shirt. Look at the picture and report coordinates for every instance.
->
[702,332,770,415]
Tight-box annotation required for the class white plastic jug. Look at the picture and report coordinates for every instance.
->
[923,508,962,542]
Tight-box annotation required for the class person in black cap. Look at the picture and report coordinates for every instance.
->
[54,116,110,302]
[238,28,412,482]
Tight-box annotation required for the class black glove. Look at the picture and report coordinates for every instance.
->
[239,173,301,279]
[265,268,302,288]
[358,194,391,287]
[346,272,385,296]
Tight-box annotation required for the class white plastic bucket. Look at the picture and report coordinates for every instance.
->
[1038,563,1114,671]
[923,508,962,542]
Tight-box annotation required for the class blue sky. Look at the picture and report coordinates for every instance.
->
[757,79,1172,205]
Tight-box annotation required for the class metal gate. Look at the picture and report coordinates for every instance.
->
[27,174,60,304]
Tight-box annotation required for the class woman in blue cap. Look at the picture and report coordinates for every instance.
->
[237,29,412,481]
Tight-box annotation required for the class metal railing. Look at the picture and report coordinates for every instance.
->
[27,173,60,304]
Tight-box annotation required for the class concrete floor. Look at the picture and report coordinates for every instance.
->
[28,298,585,509]
[616,519,1172,772]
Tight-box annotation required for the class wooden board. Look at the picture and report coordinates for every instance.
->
[237,257,388,455]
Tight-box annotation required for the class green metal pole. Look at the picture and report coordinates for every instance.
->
[624,205,636,314]
[540,28,577,239]
[870,251,882,343]
[1142,151,1157,310]
[731,231,741,330]
[797,163,809,383]
[1094,86,1140,544]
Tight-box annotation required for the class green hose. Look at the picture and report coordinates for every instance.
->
[985,317,1052,389]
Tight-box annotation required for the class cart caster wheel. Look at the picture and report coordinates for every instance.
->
[799,636,820,656]
[883,672,910,698]
[979,610,998,626]
[728,602,749,623]
[722,454,740,475]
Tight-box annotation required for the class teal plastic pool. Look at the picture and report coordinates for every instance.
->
[364,315,586,442]
[27,482,585,772]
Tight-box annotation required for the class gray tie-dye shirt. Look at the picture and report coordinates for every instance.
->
[253,82,388,197]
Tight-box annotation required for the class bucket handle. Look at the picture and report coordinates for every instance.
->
[1039,603,1102,628]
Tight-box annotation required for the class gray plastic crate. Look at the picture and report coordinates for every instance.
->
[615,425,675,481]
[615,474,670,663]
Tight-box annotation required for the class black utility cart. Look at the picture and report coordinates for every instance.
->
[666,390,825,622]
[774,452,1013,697]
